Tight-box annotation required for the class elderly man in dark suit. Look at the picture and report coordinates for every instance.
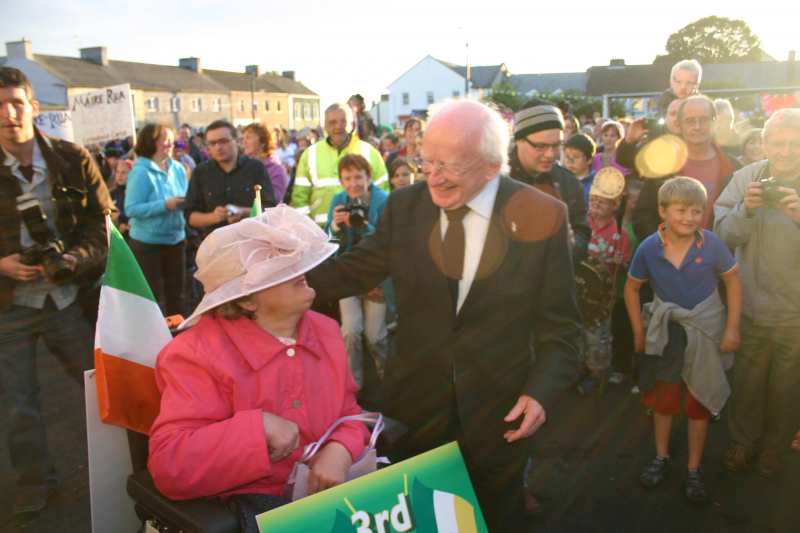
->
[307,100,581,530]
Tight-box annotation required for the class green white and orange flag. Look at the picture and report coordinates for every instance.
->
[94,220,172,434]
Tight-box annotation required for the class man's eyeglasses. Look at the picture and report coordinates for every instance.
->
[420,157,477,178]
[520,138,564,153]
[207,138,233,148]
[680,117,714,127]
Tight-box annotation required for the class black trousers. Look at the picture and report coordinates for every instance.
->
[442,392,527,532]
[129,238,186,318]
[611,297,635,375]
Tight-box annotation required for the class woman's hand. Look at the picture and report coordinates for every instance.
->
[262,412,300,462]
[332,205,349,227]
[613,250,624,265]
[307,442,353,495]
[164,197,185,211]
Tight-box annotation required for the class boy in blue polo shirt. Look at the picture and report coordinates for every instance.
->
[624,177,743,504]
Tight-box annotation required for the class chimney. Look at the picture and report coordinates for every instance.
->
[80,46,108,67]
[282,70,296,81]
[790,50,797,62]
[6,39,34,60]
[179,57,202,73]
[245,65,260,77]
[609,59,625,68]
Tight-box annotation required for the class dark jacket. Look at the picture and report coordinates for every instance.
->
[306,177,582,468]
[509,148,591,265]
[0,129,116,311]
[632,142,742,242]
[657,88,679,120]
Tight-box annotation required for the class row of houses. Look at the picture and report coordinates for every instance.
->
[379,52,800,125]
[1,39,322,133]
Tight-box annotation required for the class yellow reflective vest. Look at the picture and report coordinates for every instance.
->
[291,135,389,226]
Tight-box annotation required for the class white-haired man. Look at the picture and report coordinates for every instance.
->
[714,108,800,478]
[291,102,389,226]
[658,59,702,119]
[307,100,582,530]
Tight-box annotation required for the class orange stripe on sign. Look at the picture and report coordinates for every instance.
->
[94,348,161,435]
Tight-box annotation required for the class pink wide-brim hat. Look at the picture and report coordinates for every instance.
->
[178,205,338,329]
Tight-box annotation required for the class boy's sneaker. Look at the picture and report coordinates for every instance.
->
[683,468,708,504]
[639,455,671,488]
[577,374,600,396]
[608,372,627,385]
[631,385,641,395]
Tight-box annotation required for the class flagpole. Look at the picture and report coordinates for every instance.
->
[254,184,263,215]
[103,208,112,246]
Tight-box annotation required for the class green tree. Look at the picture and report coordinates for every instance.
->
[654,16,763,64]
[483,81,525,112]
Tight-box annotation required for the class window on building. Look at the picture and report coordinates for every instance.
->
[264,100,270,112]
[252,100,259,113]
[304,103,311,120]
[145,97,158,112]
[453,90,460,99]
[427,92,434,105]
[294,103,302,120]
[212,99,221,112]
[238,99,245,112]
[402,93,409,106]
[190,98,202,112]
[170,97,180,112]
[276,101,282,113]
[312,103,319,120]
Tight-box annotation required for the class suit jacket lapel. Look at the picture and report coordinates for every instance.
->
[457,177,514,318]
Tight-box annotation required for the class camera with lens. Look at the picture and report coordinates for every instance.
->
[758,177,791,207]
[16,194,73,285]
[342,198,369,228]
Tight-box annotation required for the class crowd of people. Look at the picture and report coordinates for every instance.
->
[1,58,799,531]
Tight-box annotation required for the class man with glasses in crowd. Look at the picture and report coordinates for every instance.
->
[714,108,800,478]
[184,120,276,238]
[510,98,590,265]
[633,95,742,241]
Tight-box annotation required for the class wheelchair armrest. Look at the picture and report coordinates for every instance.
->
[127,470,240,533]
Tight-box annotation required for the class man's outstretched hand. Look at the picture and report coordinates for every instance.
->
[503,395,546,443]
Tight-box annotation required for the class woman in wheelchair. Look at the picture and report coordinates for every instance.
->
[147,205,370,504]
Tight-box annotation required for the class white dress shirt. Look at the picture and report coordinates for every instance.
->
[439,176,500,313]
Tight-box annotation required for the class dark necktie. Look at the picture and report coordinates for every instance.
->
[19,164,35,183]
[443,205,470,310]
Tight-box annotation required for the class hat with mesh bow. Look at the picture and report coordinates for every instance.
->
[178,205,338,329]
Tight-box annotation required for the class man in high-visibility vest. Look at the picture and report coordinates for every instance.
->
[292,102,389,226]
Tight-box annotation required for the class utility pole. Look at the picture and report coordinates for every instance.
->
[250,73,255,121]
[465,41,470,99]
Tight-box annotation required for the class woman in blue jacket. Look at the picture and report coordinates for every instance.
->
[324,154,390,390]
[125,124,188,317]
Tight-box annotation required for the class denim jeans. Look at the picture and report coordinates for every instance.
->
[0,298,94,487]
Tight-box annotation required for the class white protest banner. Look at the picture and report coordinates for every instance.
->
[33,109,75,142]
[69,84,135,147]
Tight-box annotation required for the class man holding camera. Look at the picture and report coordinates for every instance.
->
[714,109,800,478]
[184,120,276,238]
[0,67,114,513]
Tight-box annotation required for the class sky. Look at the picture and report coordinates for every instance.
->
[2,0,799,110]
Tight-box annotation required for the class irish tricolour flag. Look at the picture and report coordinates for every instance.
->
[94,221,172,434]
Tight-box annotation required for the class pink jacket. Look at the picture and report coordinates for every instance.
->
[148,311,369,500]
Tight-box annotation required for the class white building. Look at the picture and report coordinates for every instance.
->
[387,55,508,127]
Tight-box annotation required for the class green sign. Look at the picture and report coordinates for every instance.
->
[257,442,488,532]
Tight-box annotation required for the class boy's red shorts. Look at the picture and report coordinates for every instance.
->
[641,380,711,420]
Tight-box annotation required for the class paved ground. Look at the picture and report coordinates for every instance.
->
[1,337,798,532]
